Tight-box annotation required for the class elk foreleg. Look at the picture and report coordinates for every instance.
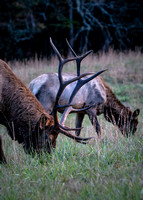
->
[75,113,85,136]
[87,109,101,138]
[0,135,7,164]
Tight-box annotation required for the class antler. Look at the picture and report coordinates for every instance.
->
[50,38,106,143]
[60,39,107,126]
[66,39,92,76]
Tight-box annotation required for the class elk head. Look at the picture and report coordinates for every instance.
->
[119,108,140,137]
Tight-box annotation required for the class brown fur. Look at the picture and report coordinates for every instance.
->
[0,59,56,163]
[97,77,140,136]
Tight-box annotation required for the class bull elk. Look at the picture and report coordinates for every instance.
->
[0,38,106,164]
[29,40,140,137]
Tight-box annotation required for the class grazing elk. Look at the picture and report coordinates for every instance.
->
[0,38,106,164]
[29,40,140,137]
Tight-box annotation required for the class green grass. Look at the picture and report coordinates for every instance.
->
[0,50,143,200]
[0,133,143,200]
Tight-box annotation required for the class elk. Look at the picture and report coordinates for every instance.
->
[0,38,106,164]
[29,40,140,137]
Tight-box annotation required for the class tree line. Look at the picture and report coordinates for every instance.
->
[0,0,142,60]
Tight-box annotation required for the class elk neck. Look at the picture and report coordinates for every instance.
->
[100,78,133,127]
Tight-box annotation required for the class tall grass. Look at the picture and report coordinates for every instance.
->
[0,50,143,200]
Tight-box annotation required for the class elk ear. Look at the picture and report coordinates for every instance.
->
[39,114,52,130]
[39,114,48,130]
[132,109,140,119]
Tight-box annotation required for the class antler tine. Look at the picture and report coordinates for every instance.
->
[60,102,99,126]
[58,124,83,131]
[66,38,77,57]
[66,39,93,76]
[50,38,80,84]
[50,37,63,64]
[58,126,94,144]
[50,37,79,65]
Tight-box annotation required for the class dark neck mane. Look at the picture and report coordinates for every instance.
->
[101,79,132,128]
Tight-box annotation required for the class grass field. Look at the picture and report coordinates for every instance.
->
[0,50,143,200]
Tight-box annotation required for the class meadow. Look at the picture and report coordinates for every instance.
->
[0,50,143,200]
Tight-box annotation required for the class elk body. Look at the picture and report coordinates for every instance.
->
[29,73,106,136]
[29,41,140,137]
[0,59,54,163]
[29,74,140,137]
[0,38,105,164]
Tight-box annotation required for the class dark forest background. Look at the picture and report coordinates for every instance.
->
[0,0,143,60]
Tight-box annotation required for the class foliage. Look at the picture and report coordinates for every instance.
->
[0,0,143,60]
[0,134,143,200]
